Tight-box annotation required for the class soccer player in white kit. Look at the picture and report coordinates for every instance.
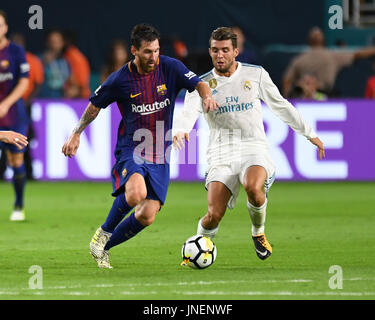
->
[173,27,325,260]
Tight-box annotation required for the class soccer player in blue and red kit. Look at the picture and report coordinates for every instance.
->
[62,24,218,268]
[0,10,30,221]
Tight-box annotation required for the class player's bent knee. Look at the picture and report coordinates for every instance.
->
[245,185,265,207]
[125,188,147,207]
[243,179,256,192]
[6,153,24,168]
[137,215,155,227]
[134,200,160,227]
[135,210,158,227]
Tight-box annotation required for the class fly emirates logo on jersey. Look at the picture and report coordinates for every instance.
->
[215,96,254,115]
[132,98,171,116]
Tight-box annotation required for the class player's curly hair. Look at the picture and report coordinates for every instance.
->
[209,27,237,49]
[131,23,160,49]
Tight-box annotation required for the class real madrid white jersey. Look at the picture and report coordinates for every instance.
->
[173,62,317,166]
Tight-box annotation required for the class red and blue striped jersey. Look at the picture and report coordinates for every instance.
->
[90,55,200,164]
[0,42,29,128]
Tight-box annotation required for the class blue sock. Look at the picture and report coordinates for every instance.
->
[101,193,133,233]
[12,164,26,209]
[104,212,145,250]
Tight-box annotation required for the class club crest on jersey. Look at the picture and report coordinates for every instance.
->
[244,80,252,91]
[0,60,9,69]
[122,168,127,178]
[209,79,217,89]
[157,84,167,96]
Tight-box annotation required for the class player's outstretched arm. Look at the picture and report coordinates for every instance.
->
[260,67,326,161]
[309,137,325,160]
[172,89,202,150]
[62,102,100,158]
[195,82,219,112]
[0,131,28,149]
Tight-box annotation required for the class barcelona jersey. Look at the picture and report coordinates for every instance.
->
[90,55,201,164]
[0,42,29,128]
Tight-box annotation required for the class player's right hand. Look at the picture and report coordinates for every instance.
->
[62,133,80,158]
[202,96,219,113]
[173,132,189,150]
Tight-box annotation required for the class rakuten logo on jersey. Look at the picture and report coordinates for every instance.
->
[132,98,170,116]
[0,72,13,82]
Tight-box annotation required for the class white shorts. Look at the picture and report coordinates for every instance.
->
[205,154,276,209]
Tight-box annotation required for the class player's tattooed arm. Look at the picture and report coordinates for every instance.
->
[72,103,101,134]
[62,103,100,158]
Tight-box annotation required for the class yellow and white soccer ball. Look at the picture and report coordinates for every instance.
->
[181,235,217,269]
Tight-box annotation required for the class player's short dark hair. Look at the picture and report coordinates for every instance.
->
[0,10,8,24]
[209,27,237,49]
[131,24,160,49]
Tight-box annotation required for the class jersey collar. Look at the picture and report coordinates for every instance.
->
[212,61,242,81]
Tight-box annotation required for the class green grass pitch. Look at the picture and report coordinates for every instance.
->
[0,180,374,300]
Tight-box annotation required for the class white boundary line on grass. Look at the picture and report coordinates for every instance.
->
[172,290,375,297]
[1,277,374,296]
[0,278,314,292]
[1,290,375,297]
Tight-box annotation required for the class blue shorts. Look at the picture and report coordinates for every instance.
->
[0,125,28,153]
[111,156,170,205]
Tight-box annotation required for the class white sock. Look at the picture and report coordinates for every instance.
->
[247,199,267,236]
[197,217,219,239]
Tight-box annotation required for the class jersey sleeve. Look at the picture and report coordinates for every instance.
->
[172,58,201,93]
[259,67,317,139]
[89,71,119,108]
[172,89,202,136]
[17,47,30,79]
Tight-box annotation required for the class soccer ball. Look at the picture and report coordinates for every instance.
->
[181,235,217,269]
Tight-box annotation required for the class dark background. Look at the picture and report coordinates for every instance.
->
[2,0,324,71]
[2,0,374,96]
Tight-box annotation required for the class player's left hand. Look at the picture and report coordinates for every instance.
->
[202,96,219,112]
[62,133,81,158]
[0,131,28,149]
[309,137,325,160]
[173,132,189,150]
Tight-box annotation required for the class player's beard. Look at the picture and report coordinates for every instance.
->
[215,59,235,75]
[139,58,157,74]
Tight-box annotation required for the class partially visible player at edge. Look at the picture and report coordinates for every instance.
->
[173,27,325,260]
[62,24,218,268]
[0,130,28,149]
[0,10,30,221]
